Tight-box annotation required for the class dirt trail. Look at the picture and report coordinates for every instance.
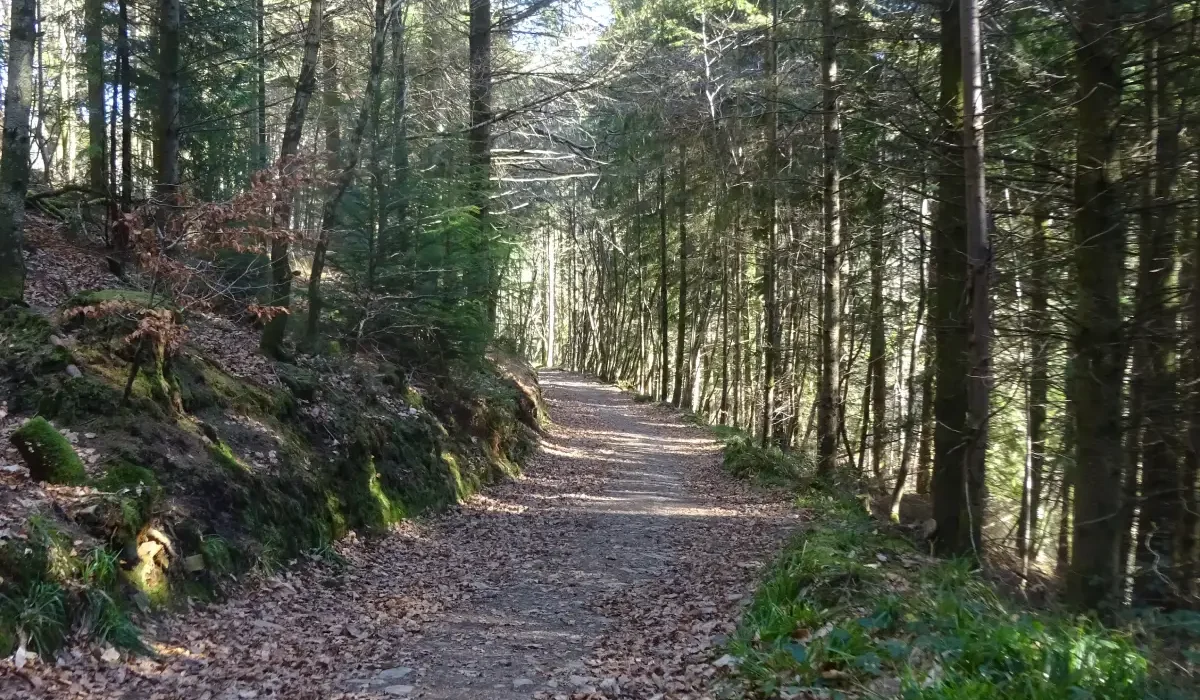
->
[7,372,800,700]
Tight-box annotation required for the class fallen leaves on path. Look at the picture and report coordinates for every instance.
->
[2,372,801,699]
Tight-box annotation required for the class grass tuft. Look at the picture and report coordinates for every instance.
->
[723,490,1168,699]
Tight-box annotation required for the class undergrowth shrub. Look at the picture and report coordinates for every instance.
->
[0,521,143,656]
[722,434,813,485]
[723,492,1186,699]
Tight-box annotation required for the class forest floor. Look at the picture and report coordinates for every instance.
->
[5,371,803,700]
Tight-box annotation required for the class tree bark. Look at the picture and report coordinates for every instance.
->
[869,186,887,486]
[468,0,494,322]
[673,142,687,407]
[0,0,35,307]
[84,0,106,195]
[931,0,971,556]
[659,163,669,401]
[960,0,990,558]
[1017,154,1050,570]
[156,0,182,216]
[1133,1,1182,608]
[304,0,391,344]
[1066,0,1126,611]
[260,0,324,358]
[816,0,841,474]
[118,0,132,212]
[256,0,268,170]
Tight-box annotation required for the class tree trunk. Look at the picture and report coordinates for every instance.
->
[1066,0,1126,611]
[959,0,990,558]
[118,0,132,212]
[389,11,409,273]
[84,0,106,195]
[673,143,688,407]
[156,0,181,218]
[256,0,267,170]
[468,0,494,321]
[305,0,390,344]
[931,0,971,556]
[892,218,928,515]
[0,0,35,307]
[659,163,669,402]
[816,0,840,474]
[1181,158,1200,601]
[260,0,324,358]
[322,37,342,163]
[1017,154,1050,570]
[869,187,887,486]
[1133,1,1182,608]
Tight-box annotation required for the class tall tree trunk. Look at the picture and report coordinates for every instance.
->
[1066,0,1126,611]
[156,0,181,217]
[892,218,928,515]
[547,227,557,367]
[389,10,409,273]
[256,0,267,170]
[84,0,106,195]
[321,37,342,163]
[759,0,780,446]
[659,163,669,402]
[960,0,990,558]
[118,0,132,212]
[305,0,391,344]
[1182,158,1200,600]
[869,187,887,486]
[1133,1,1182,607]
[260,0,324,358]
[0,0,35,307]
[467,0,494,321]
[931,0,970,556]
[673,143,688,407]
[1017,155,1051,570]
[816,0,840,474]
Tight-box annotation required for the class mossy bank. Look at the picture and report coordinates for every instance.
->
[0,298,543,657]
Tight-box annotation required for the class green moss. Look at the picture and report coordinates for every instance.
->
[325,492,348,539]
[199,535,234,574]
[127,557,170,607]
[277,364,319,401]
[403,386,424,408]
[37,374,122,421]
[191,357,278,416]
[209,441,250,473]
[11,417,87,484]
[98,461,161,500]
[97,461,162,534]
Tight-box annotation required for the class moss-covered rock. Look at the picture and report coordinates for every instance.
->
[277,364,319,402]
[11,417,87,484]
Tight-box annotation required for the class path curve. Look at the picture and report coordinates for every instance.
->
[10,372,799,700]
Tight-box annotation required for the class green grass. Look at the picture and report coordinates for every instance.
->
[0,580,67,654]
[723,491,1180,699]
[721,432,814,486]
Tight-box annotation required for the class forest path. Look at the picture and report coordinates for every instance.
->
[17,372,800,700]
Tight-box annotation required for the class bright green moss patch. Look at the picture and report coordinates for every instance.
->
[209,441,251,473]
[723,492,1162,700]
[11,417,87,484]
